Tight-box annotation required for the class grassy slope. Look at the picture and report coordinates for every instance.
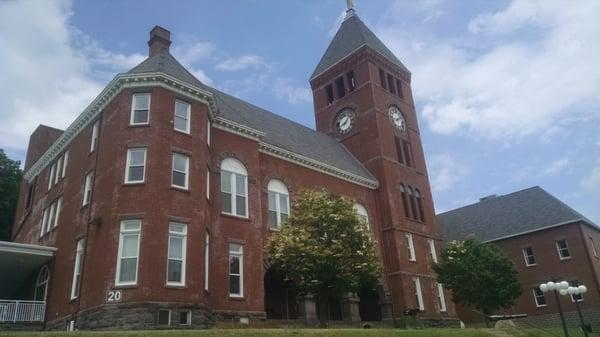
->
[0,328,493,337]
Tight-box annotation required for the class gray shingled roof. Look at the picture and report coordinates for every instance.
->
[310,14,409,80]
[438,186,597,242]
[128,52,377,184]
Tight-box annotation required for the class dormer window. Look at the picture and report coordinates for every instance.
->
[131,93,150,125]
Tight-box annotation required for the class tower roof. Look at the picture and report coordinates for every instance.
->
[310,14,409,80]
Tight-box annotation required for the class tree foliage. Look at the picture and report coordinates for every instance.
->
[0,149,22,241]
[434,239,523,315]
[266,189,382,325]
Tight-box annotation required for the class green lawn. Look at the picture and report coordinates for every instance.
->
[0,328,493,337]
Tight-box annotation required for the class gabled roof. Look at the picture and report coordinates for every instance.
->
[438,186,597,242]
[128,52,377,185]
[310,14,409,80]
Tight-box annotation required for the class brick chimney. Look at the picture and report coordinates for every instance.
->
[148,26,171,57]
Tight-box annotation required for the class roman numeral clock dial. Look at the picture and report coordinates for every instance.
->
[335,109,356,135]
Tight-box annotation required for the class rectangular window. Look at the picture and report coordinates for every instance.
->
[387,73,396,95]
[413,277,424,311]
[221,170,248,217]
[48,163,55,190]
[394,136,405,164]
[158,310,171,326]
[523,247,536,266]
[61,150,69,178]
[335,76,345,99]
[379,69,387,90]
[229,243,243,297]
[402,140,413,167]
[207,119,211,146]
[167,222,187,286]
[125,148,147,184]
[70,239,85,300]
[556,240,571,260]
[347,71,356,91]
[116,220,141,286]
[90,120,99,152]
[437,283,447,312]
[171,153,189,190]
[570,280,583,302]
[26,180,35,209]
[429,239,438,263]
[204,232,210,291]
[406,233,416,261]
[174,100,191,133]
[590,237,598,258]
[131,93,150,125]
[268,191,289,230]
[53,197,62,228]
[206,170,210,200]
[54,156,62,185]
[83,172,93,206]
[47,202,56,233]
[40,208,49,237]
[396,78,404,99]
[325,84,334,104]
[178,311,191,325]
[532,287,546,307]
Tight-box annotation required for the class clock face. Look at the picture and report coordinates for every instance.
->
[335,109,356,135]
[389,106,406,131]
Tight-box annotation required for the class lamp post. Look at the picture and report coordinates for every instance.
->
[563,285,589,337]
[540,281,570,337]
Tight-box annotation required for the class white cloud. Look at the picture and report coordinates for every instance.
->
[582,161,600,193]
[0,0,146,159]
[376,0,600,140]
[543,158,571,176]
[216,55,265,72]
[273,78,312,105]
[427,154,469,193]
[172,41,215,66]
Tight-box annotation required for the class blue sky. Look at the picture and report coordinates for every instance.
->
[1,0,599,223]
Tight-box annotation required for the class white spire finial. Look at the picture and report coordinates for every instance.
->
[345,0,356,18]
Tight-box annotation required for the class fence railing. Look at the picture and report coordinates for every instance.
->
[0,300,46,322]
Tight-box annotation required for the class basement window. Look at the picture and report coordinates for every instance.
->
[335,76,345,99]
[325,84,334,105]
[179,311,191,325]
[347,71,356,91]
[158,310,171,325]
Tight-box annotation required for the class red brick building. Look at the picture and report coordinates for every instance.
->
[4,6,456,330]
[439,186,600,329]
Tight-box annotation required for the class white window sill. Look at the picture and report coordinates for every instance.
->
[221,212,249,220]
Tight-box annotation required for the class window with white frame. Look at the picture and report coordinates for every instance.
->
[125,148,147,183]
[204,231,209,291]
[174,100,190,133]
[556,240,571,260]
[178,311,191,325]
[34,266,49,302]
[53,197,62,228]
[437,282,447,312]
[158,310,170,326]
[221,158,248,217]
[206,169,210,200]
[229,243,243,297]
[83,172,93,206]
[116,220,141,286]
[90,120,99,152]
[61,150,69,178]
[570,280,583,302]
[54,156,62,185]
[268,180,289,230]
[413,277,424,311]
[590,237,598,258]
[167,222,187,286]
[48,163,55,190]
[70,239,85,300]
[40,208,49,237]
[428,239,438,263]
[523,247,536,266]
[532,286,547,307]
[47,202,56,233]
[40,198,61,237]
[406,233,416,261]
[171,153,189,189]
[353,203,369,230]
[130,93,150,125]
[207,119,211,146]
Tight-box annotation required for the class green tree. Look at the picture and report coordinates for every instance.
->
[0,149,22,241]
[267,189,382,327]
[434,239,522,320]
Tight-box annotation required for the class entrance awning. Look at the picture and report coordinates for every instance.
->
[0,241,56,298]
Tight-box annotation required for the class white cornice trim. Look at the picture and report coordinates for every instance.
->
[0,241,57,257]
[212,116,265,141]
[259,142,378,189]
[23,73,215,182]
[483,218,594,243]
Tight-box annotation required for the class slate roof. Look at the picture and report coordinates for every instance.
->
[438,186,597,242]
[128,52,377,184]
[310,14,409,80]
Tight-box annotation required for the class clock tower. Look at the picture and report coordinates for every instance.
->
[310,5,455,325]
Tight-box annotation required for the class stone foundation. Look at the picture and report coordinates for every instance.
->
[513,308,600,331]
[45,302,213,331]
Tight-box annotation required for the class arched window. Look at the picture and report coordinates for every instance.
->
[400,184,411,218]
[34,265,49,302]
[408,187,419,221]
[267,180,289,230]
[221,158,248,217]
[353,203,369,229]
[415,189,425,222]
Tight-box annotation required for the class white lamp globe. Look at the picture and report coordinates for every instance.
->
[559,289,568,296]
[540,284,548,292]
[547,282,556,291]
[559,281,569,290]
[567,287,576,295]
[578,285,587,294]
